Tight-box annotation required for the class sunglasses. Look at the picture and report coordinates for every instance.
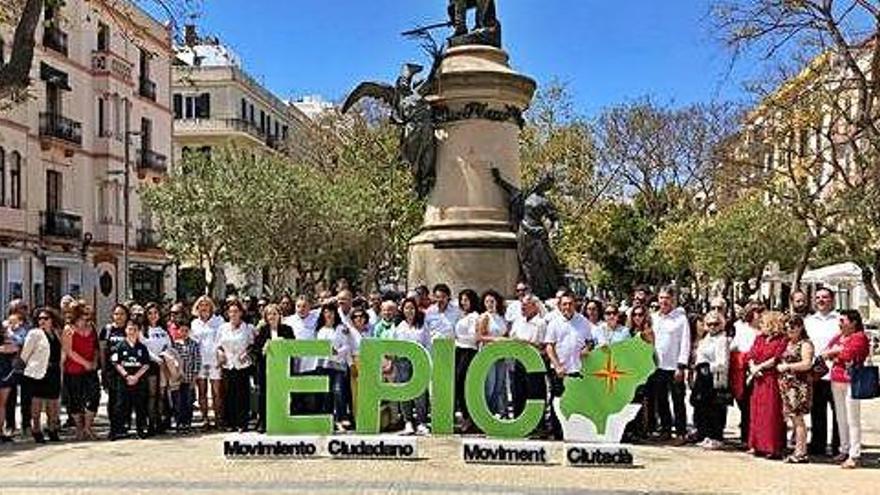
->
[38,315,50,321]
[632,312,645,317]
[706,322,721,327]
[604,311,618,316]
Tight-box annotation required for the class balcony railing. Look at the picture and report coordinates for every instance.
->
[43,26,68,56]
[137,228,160,249]
[139,78,157,101]
[137,149,168,173]
[39,112,83,146]
[40,211,82,240]
[223,118,266,139]
[91,50,133,83]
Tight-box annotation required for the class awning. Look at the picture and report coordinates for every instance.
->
[801,262,863,285]
[40,62,71,91]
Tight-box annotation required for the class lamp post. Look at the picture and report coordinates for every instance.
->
[110,100,139,303]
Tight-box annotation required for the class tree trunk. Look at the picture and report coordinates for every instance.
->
[860,256,880,308]
[793,238,818,290]
[0,0,44,101]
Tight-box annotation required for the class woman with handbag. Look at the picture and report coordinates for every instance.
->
[822,309,870,469]
[691,311,730,450]
[776,315,814,463]
[746,311,788,459]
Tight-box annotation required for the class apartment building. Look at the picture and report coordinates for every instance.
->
[0,0,174,320]
[171,27,322,298]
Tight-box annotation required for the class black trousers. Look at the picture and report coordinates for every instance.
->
[735,386,751,445]
[454,347,477,421]
[113,380,148,436]
[548,372,581,440]
[222,368,252,430]
[808,380,840,456]
[510,359,548,419]
[694,399,728,441]
[651,369,687,436]
[4,383,31,431]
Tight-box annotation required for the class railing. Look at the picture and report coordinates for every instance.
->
[91,50,133,83]
[139,78,157,101]
[137,149,168,173]
[223,118,266,140]
[265,134,283,150]
[43,26,68,56]
[136,228,160,249]
[40,211,82,240]
[39,112,83,146]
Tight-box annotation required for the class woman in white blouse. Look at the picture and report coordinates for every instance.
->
[692,311,731,450]
[454,289,481,432]
[216,299,254,432]
[395,297,431,435]
[476,290,509,419]
[315,302,352,431]
[190,295,225,430]
[143,302,172,434]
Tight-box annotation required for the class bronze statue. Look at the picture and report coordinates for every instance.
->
[492,168,564,299]
[342,64,437,199]
[448,0,501,47]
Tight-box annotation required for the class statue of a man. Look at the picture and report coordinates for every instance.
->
[492,168,564,299]
[448,0,500,46]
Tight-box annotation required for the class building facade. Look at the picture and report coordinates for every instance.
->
[171,27,321,299]
[0,0,174,321]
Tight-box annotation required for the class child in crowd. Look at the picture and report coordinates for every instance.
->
[172,321,201,433]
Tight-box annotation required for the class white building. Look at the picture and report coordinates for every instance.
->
[0,0,174,320]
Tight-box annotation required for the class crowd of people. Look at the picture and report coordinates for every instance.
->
[0,281,875,468]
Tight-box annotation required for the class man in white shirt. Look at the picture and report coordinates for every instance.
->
[544,292,592,439]
[504,282,530,323]
[424,284,461,342]
[651,285,690,442]
[510,295,547,420]
[282,295,321,414]
[805,287,841,457]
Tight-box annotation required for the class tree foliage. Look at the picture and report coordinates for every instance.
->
[143,109,422,297]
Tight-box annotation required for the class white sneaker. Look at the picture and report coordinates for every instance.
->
[415,424,430,436]
[703,439,722,450]
[698,438,712,448]
[401,422,415,436]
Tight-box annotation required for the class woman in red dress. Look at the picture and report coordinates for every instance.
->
[747,311,788,458]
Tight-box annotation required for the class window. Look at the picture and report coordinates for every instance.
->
[97,22,109,51]
[10,152,21,209]
[97,97,109,137]
[173,94,182,119]
[260,110,265,133]
[282,125,289,141]
[275,121,280,138]
[114,96,122,139]
[0,147,5,206]
[241,98,247,120]
[194,93,210,118]
[141,118,152,152]
[0,37,5,66]
[46,170,62,212]
[139,48,150,80]
[249,104,254,124]
[46,81,62,115]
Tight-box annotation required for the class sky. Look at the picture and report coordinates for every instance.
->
[194,0,758,115]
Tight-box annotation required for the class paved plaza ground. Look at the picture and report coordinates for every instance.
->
[0,400,877,495]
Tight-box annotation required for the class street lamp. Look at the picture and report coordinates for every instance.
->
[108,101,139,302]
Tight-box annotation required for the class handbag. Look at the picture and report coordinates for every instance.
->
[810,356,829,382]
[850,363,879,400]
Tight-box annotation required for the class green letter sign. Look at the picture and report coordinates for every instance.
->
[465,341,544,438]
[356,339,431,434]
[266,339,333,435]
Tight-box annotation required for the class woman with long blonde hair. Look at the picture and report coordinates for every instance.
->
[746,311,788,458]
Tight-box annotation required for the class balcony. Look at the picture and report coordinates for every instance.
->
[40,211,82,240]
[42,25,68,56]
[137,149,168,173]
[139,78,157,101]
[265,134,283,150]
[91,50,133,83]
[137,228,161,249]
[39,112,83,147]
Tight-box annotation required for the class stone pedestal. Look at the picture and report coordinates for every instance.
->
[407,45,536,297]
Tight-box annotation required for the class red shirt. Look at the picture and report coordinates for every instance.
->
[829,331,870,383]
[63,328,98,375]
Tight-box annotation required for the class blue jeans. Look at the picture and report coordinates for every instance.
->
[319,368,348,422]
[172,383,194,428]
[484,360,509,416]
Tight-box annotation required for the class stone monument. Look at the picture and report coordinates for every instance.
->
[344,1,537,296]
